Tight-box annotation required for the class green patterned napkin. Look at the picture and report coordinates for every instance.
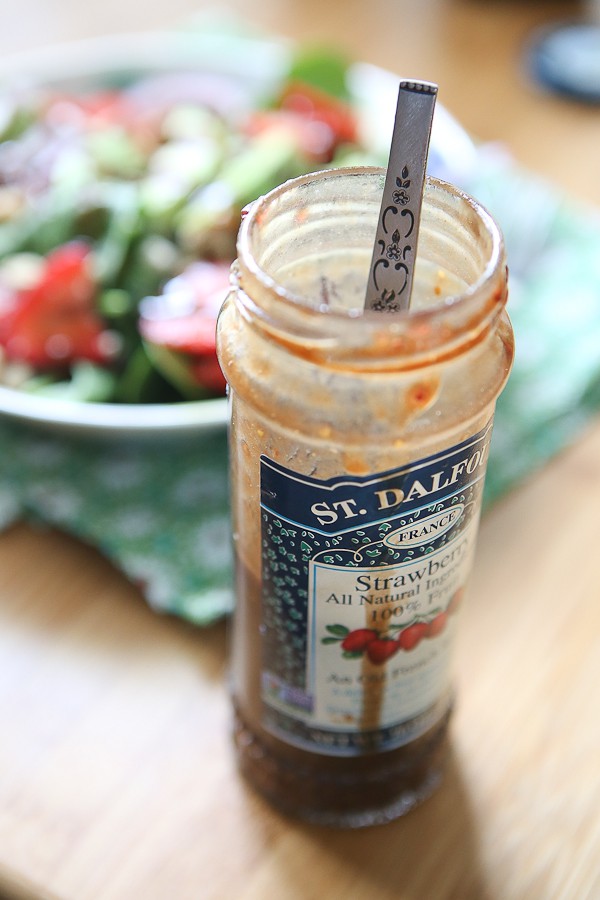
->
[464,149,600,506]
[0,421,232,624]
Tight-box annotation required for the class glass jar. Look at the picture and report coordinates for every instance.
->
[217,167,513,827]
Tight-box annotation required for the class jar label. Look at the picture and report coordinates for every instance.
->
[259,421,493,756]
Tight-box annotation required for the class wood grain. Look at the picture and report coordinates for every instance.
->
[1,1,600,898]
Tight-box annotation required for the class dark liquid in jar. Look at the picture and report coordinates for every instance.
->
[231,556,452,828]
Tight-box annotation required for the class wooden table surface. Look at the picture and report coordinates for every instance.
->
[2,1,600,898]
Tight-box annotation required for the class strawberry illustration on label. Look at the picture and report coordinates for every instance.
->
[366,639,401,665]
[427,612,448,638]
[341,629,378,652]
[397,621,429,651]
[322,594,457,667]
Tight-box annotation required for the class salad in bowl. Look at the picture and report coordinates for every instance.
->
[0,30,380,433]
[0,28,475,435]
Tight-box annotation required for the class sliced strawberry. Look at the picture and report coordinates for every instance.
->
[188,352,228,395]
[0,241,112,368]
[43,89,133,130]
[139,261,230,396]
[243,81,358,164]
[243,109,336,162]
[279,81,359,147]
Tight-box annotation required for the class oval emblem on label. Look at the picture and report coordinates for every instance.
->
[384,504,464,549]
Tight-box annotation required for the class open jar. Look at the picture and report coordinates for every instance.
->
[217,167,513,827]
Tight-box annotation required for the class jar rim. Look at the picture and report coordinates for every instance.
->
[237,166,505,328]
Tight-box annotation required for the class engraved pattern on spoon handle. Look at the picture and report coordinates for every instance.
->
[364,80,437,313]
